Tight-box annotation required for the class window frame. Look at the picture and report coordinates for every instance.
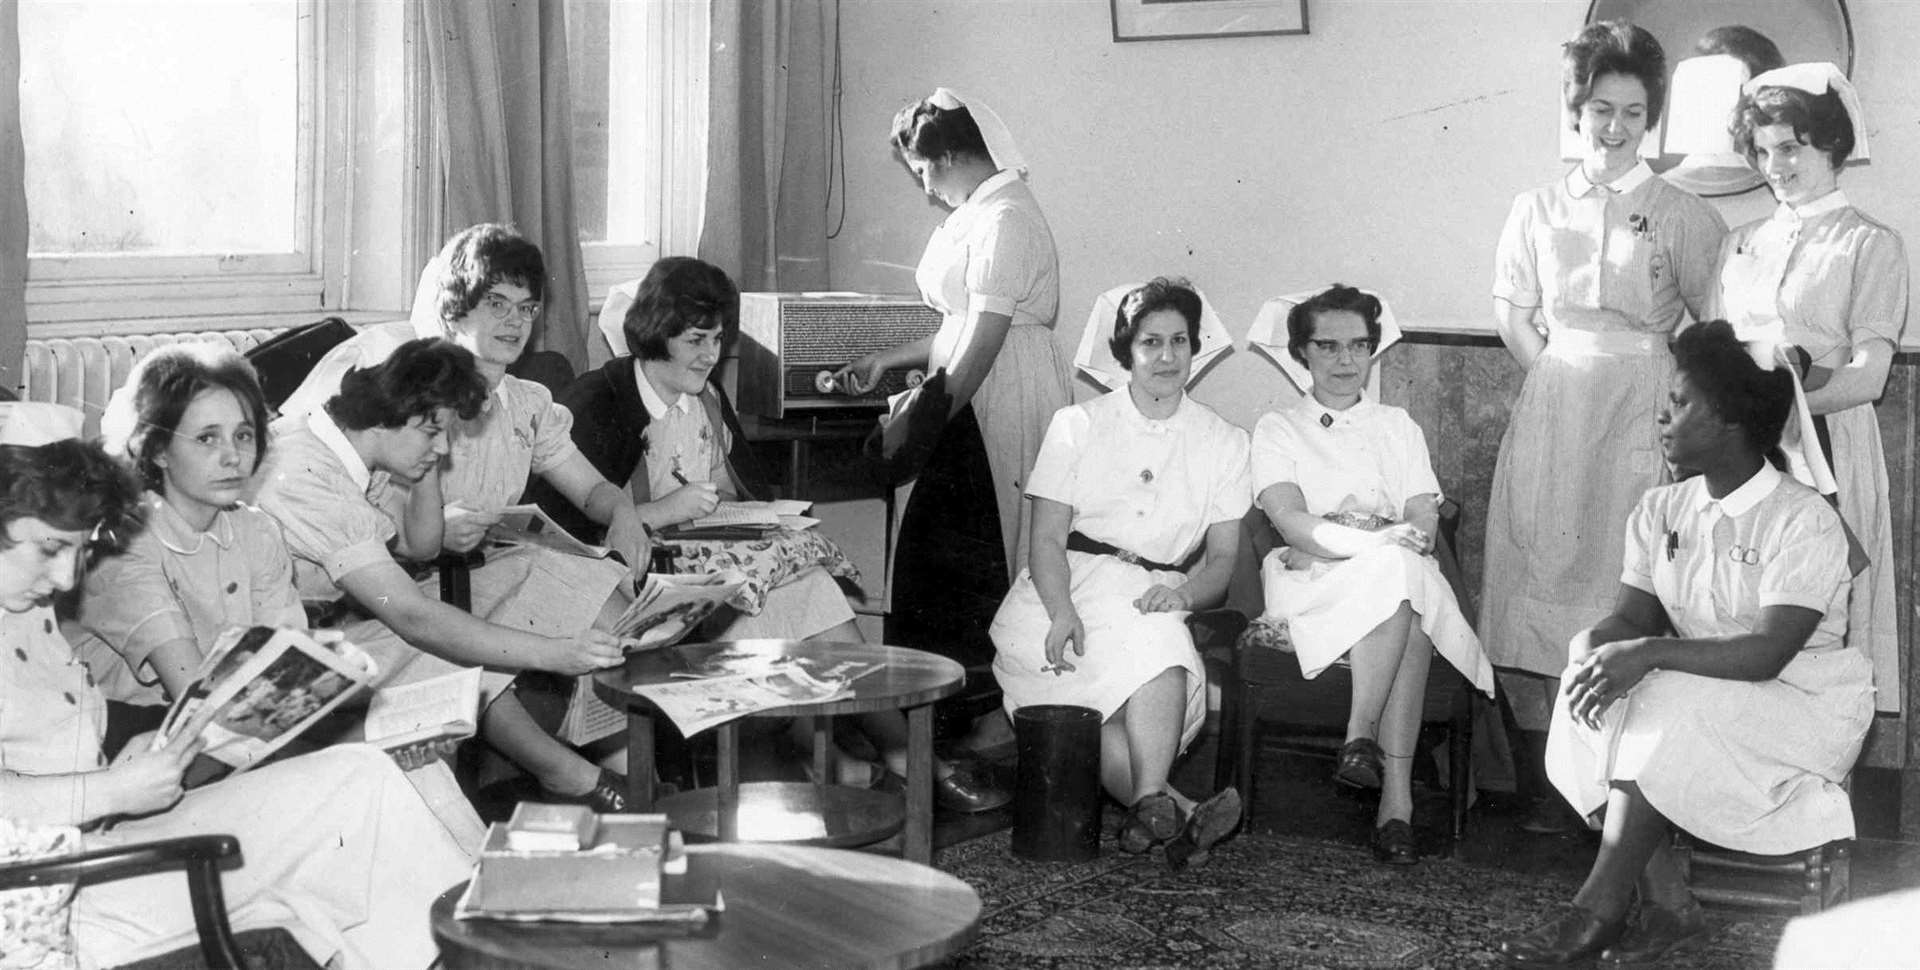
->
[22,0,351,332]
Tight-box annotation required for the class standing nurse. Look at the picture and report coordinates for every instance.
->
[1709,63,1907,714]
[837,89,1069,671]
[1480,21,1727,821]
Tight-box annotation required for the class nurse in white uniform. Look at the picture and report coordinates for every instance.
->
[989,279,1247,867]
[1252,284,1494,865]
[1501,322,1872,968]
[1707,63,1907,717]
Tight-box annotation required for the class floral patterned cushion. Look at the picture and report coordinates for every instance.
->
[0,819,80,970]
[662,528,860,615]
[1238,616,1295,653]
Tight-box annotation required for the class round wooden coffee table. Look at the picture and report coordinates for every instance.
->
[594,639,965,863]
[431,843,982,970]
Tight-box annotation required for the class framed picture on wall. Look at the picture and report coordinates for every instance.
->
[1110,0,1309,42]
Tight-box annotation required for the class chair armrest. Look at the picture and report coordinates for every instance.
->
[0,835,247,968]
[1186,608,1249,651]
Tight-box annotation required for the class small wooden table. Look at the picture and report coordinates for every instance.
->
[593,639,965,864]
[431,842,982,970]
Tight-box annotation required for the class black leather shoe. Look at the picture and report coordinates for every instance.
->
[1165,787,1242,870]
[1501,906,1627,968]
[539,767,630,814]
[1370,818,1418,865]
[934,766,1011,814]
[1118,792,1181,854]
[1597,901,1707,968]
[1335,737,1384,789]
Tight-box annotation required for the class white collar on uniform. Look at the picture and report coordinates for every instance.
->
[1116,388,1186,435]
[633,361,695,421]
[962,169,1022,211]
[1774,189,1850,225]
[308,410,371,492]
[1565,161,1654,199]
[1690,462,1783,519]
[148,492,237,555]
[1307,396,1376,430]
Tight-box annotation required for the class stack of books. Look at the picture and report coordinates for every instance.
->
[453,804,722,927]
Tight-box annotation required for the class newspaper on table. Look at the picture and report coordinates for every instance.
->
[554,571,751,745]
[488,502,614,559]
[155,625,376,780]
[631,655,884,736]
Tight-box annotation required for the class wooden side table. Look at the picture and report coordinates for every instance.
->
[431,843,982,970]
[593,639,965,864]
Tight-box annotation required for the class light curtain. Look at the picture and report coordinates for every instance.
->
[1,0,26,395]
[700,0,833,292]
[420,0,591,367]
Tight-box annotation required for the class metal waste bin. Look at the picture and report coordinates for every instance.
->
[1010,705,1102,861]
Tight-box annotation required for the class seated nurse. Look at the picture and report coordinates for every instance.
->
[0,405,469,970]
[988,278,1247,866]
[1501,320,1873,968]
[1251,284,1494,865]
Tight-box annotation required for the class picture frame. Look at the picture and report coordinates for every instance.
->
[1110,0,1309,42]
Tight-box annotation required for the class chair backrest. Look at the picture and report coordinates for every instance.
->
[244,317,357,413]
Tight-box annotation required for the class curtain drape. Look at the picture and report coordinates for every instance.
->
[699,0,833,292]
[420,0,591,367]
[1,0,27,395]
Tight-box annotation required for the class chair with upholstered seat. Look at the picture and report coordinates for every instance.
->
[0,834,322,970]
[1205,501,1479,849]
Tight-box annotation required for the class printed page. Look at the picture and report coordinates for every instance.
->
[364,666,483,750]
[490,503,614,559]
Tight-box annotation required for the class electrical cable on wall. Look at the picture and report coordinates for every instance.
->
[824,0,848,240]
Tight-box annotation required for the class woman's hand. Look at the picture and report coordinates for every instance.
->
[1564,637,1656,729]
[1375,523,1432,555]
[540,630,630,676]
[106,729,202,817]
[833,354,888,396]
[604,505,651,575]
[1133,584,1192,614]
[442,502,502,553]
[1042,609,1085,674]
[648,482,720,528]
[389,737,462,772]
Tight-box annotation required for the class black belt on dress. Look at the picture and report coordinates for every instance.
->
[1066,531,1199,573]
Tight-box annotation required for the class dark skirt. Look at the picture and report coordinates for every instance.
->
[885,405,1009,671]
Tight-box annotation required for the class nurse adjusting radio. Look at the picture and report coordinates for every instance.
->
[732,292,942,419]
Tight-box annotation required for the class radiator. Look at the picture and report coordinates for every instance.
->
[22,329,286,437]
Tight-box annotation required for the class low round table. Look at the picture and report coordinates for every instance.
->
[594,639,965,863]
[431,842,982,970]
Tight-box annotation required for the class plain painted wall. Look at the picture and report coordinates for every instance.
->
[825,0,1920,430]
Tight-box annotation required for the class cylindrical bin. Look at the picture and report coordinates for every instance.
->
[1010,704,1102,861]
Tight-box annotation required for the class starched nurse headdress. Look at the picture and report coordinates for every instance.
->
[1072,282,1234,390]
[1246,287,1404,395]
[1744,62,1870,162]
[928,88,1027,178]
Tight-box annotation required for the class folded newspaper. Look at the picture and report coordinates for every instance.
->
[632,655,882,736]
[554,571,752,746]
[488,503,613,559]
[155,625,376,780]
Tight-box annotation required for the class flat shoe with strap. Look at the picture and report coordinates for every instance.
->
[1500,905,1627,968]
[1118,792,1181,854]
[1165,787,1242,870]
[1597,901,1708,968]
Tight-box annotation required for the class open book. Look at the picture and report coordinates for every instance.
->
[363,666,484,751]
[630,656,882,736]
[554,572,751,746]
[156,626,376,781]
[489,503,614,559]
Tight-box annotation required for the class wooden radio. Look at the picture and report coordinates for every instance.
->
[734,292,943,418]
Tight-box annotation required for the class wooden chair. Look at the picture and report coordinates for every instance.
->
[1207,502,1479,847]
[0,834,321,970]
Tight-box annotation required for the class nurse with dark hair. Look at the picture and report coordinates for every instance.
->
[834,89,1070,677]
[1480,21,1727,829]
[1707,62,1908,722]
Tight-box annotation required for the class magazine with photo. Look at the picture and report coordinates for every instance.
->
[488,503,614,559]
[631,656,884,736]
[155,625,377,780]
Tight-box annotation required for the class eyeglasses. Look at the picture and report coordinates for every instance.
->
[1306,337,1378,360]
[479,293,542,323]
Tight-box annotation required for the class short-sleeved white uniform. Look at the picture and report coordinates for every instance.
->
[1252,398,1493,694]
[1709,191,1909,713]
[988,391,1251,749]
[1546,464,1874,853]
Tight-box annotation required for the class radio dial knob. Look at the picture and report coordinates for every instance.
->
[904,369,926,389]
[814,370,840,394]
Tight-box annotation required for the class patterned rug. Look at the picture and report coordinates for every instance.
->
[932,824,1787,969]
